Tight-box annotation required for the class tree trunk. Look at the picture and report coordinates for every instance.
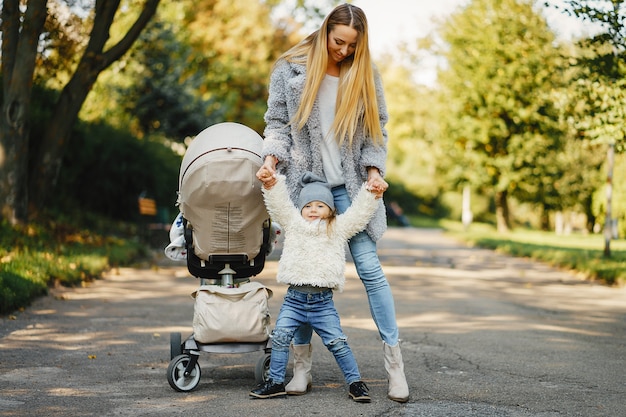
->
[495,189,510,233]
[539,205,550,231]
[28,73,92,214]
[603,142,614,258]
[582,195,596,233]
[0,0,49,224]
[0,100,30,225]
[29,0,161,213]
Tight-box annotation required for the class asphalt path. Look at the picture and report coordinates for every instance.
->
[1,228,625,417]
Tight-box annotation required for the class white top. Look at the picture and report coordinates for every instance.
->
[317,75,343,187]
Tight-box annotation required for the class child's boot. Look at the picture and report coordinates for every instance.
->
[285,343,312,395]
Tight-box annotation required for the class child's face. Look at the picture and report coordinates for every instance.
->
[301,200,332,222]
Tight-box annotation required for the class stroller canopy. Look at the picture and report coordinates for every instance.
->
[178,122,269,262]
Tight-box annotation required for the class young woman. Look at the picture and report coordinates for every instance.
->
[255,3,409,403]
[250,172,378,403]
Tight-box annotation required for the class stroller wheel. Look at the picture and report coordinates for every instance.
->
[254,353,271,384]
[167,354,201,392]
[170,332,182,359]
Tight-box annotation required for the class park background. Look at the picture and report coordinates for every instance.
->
[1,0,625,314]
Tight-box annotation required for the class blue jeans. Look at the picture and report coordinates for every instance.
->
[292,185,399,346]
[268,287,361,385]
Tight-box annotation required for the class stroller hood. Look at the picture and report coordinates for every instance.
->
[178,122,269,261]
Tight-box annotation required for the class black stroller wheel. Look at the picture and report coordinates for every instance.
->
[170,332,182,359]
[254,353,271,384]
[167,354,201,392]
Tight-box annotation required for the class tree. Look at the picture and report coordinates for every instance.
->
[555,0,625,254]
[1,0,49,224]
[436,0,571,232]
[0,0,160,224]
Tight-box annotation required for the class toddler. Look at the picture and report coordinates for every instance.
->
[249,172,379,403]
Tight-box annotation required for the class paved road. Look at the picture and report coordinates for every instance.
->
[1,228,625,417]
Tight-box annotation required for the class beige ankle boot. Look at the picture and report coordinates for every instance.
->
[383,341,409,402]
[285,343,312,395]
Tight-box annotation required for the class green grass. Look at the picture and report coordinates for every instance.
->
[406,215,442,229]
[0,219,150,316]
[441,220,626,286]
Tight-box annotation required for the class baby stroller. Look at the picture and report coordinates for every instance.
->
[166,122,274,392]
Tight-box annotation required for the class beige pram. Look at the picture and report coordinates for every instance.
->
[166,122,274,392]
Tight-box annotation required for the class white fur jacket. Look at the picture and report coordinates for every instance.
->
[262,59,389,241]
[263,175,378,292]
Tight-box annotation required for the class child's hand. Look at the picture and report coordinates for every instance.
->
[256,156,278,189]
[366,170,387,199]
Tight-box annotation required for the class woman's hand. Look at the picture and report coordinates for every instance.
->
[256,156,278,189]
[366,167,388,199]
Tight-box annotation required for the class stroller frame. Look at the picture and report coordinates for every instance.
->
[166,122,273,392]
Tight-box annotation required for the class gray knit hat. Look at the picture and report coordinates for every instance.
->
[297,172,335,212]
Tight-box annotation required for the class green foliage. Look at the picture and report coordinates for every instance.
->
[572,78,626,151]
[120,19,223,139]
[0,219,147,315]
[81,0,294,137]
[53,120,181,220]
[556,2,626,153]
[385,180,449,219]
[36,0,91,89]
[445,220,626,286]
[0,270,48,316]
[182,0,286,133]
[560,0,626,79]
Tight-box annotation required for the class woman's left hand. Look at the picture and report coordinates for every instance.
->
[366,168,388,199]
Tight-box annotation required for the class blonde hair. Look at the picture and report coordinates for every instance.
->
[322,210,337,236]
[277,3,383,146]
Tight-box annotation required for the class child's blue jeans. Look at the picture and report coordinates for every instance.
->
[268,287,361,385]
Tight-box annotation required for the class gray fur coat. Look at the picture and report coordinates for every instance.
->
[262,59,389,241]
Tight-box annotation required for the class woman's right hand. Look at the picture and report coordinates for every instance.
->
[366,167,388,199]
[256,156,278,188]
